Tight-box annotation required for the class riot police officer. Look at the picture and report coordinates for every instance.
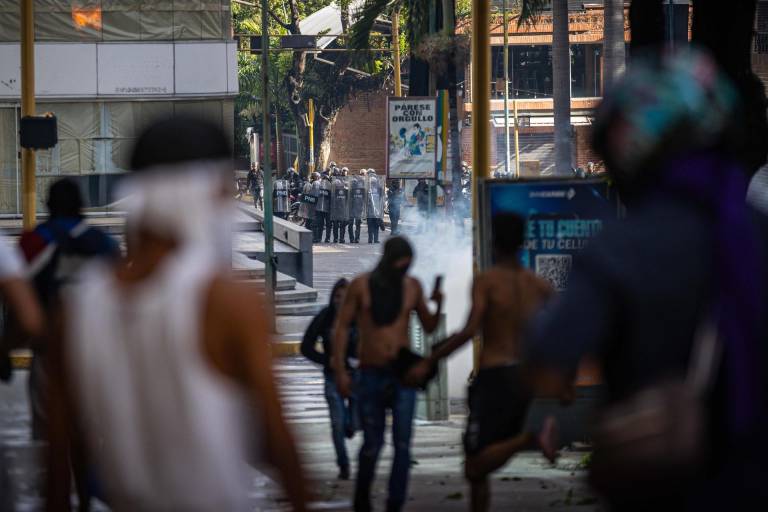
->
[330,171,349,243]
[247,165,264,209]
[300,173,319,238]
[287,167,302,197]
[273,172,289,220]
[348,170,365,244]
[387,180,404,235]
[315,173,332,243]
[365,170,384,244]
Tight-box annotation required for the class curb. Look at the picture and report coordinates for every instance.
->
[270,340,301,357]
[10,341,304,370]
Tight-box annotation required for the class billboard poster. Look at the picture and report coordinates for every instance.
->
[387,97,438,179]
[482,179,617,290]
[481,179,619,387]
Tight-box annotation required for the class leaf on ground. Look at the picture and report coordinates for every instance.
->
[576,497,599,506]
[446,492,463,500]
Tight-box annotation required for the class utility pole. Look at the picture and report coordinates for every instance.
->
[503,0,510,176]
[471,0,491,369]
[21,0,35,229]
[513,96,520,177]
[261,0,276,321]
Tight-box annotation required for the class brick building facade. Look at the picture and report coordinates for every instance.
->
[328,91,388,173]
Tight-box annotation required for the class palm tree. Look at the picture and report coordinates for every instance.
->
[603,0,626,89]
[520,0,571,175]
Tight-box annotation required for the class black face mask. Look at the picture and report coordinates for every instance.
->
[369,237,413,326]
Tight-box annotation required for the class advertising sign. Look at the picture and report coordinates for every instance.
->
[386,97,438,179]
[482,179,617,289]
[481,178,619,387]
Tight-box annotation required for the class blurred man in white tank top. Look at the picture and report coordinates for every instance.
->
[45,117,308,512]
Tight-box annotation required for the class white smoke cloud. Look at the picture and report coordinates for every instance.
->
[399,208,474,399]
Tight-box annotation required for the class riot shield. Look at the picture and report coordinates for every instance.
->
[364,174,384,219]
[348,176,365,219]
[330,176,350,222]
[298,181,317,220]
[315,177,332,213]
[273,179,289,213]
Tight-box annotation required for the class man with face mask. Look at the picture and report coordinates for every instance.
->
[45,117,309,512]
[333,237,443,512]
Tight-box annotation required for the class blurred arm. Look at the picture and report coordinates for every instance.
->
[0,277,43,338]
[300,312,327,366]
[332,283,359,375]
[208,280,309,512]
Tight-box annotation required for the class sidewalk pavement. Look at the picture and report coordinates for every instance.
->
[2,366,598,511]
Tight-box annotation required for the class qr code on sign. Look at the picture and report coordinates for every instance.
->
[535,254,573,291]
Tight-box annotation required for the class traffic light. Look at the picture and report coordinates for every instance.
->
[20,114,58,150]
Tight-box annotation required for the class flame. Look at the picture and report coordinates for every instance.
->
[71,6,102,31]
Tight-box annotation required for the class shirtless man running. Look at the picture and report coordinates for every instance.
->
[406,213,556,512]
[333,237,442,512]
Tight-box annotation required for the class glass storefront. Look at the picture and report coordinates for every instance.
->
[0,99,234,214]
[490,44,607,99]
[0,0,232,42]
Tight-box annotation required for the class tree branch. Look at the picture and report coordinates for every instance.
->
[267,8,293,32]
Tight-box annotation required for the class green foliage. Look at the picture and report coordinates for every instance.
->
[455,0,471,21]
[233,0,388,159]
[348,0,394,52]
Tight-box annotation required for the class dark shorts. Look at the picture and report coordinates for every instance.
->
[463,365,532,456]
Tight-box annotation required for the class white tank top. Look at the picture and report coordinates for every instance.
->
[66,248,255,511]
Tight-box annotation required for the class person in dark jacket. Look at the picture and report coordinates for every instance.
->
[525,50,768,510]
[301,278,359,480]
[387,180,404,235]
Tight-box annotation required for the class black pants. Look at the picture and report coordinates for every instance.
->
[389,208,400,234]
[315,211,329,242]
[252,188,262,209]
[367,218,380,243]
[304,217,313,237]
[332,221,348,242]
[348,218,362,242]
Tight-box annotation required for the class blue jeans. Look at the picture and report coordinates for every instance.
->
[353,368,416,512]
[325,373,359,469]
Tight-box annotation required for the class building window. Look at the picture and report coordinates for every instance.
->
[0,0,229,42]
[490,44,606,99]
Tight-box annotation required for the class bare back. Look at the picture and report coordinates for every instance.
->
[478,266,552,368]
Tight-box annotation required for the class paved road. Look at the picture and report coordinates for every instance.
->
[1,361,597,512]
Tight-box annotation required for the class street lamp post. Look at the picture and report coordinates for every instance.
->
[503,0,510,177]
[20,0,35,229]
[261,0,276,321]
[471,0,491,368]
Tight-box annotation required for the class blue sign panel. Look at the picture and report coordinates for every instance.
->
[485,179,618,291]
